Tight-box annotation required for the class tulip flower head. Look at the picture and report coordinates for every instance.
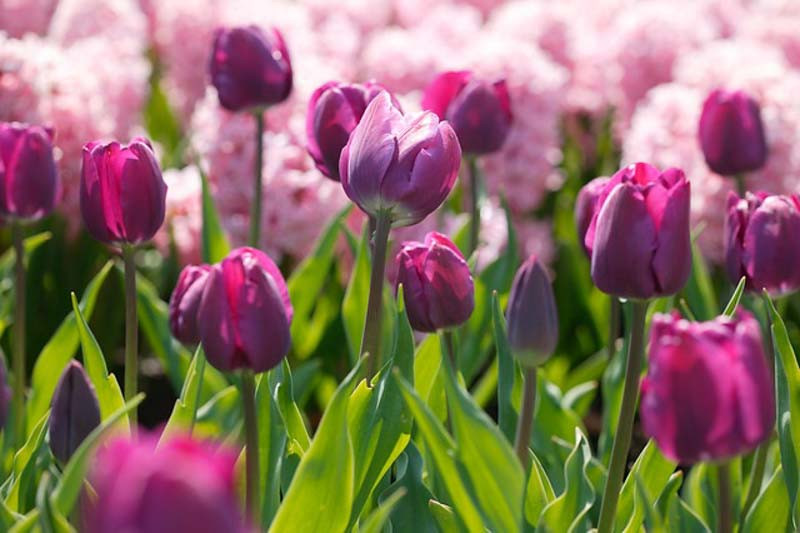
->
[641,311,774,464]
[506,255,559,366]
[169,264,213,345]
[584,162,691,300]
[80,137,167,245]
[340,91,461,227]
[395,232,474,332]
[0,122,59,221]
[48,361,100,464]
[422,71,512,155]
[574,176,609,257]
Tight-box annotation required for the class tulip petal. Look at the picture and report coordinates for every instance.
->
[198,266,238,372]
[420,71,471,119]
[235,268,291,372]
[742,195,800,294]
[652,178,691,294]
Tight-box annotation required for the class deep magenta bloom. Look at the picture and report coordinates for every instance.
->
[698,88,767,176]
[210,25,292,112]
[395,232,474,332]
[0,122,59,220]
[340,91,461,227]
[49,361,100,464]
[85,434,249,533]
[198,247,293,373]
[641,311,774,464]
[584,162,691,299]
[80,137,167,245]
[506,255,558,366]
[574,176,609,257]
[725,191,800,294]
[169,264,213,345]
[421,70,512,155]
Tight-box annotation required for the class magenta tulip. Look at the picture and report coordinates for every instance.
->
[340,91,461,227]
[575,176,610,257]
[584,162,691,299]
[506,255,558,366]
[169,264,213,345]
[641,311,774,464]
[210,25,292,112]
[395,232,474,332]
[0,122,59,220]
[198,247,292,373]
[49,361,100,464]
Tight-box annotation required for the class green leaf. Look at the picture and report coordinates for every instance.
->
[682,232,717,321]
[198,162,230,263]
[357,488,405,533]
[273,360,311,457]
[525,450,556,527]
[5,412,49,512]
[721,277,746,317]
[379,444,437,533]
[429,500,460,533]
[492,291,517,442]
[743,465,790,532]
[159,346,207,442]
[615,440,676,532]
[256,369,288,528]
[143,78,182,167]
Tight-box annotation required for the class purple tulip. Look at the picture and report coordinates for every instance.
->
[85,434,249,533]
[395,232,474,332]
[506,255,558,366]
[421,70,512,155]
[725,191,800,295]
[169,264,213,345]
[0,122,59,220]
[698,88,768,176]
[574,176,609,257]
[584,162,691,299]
[80,137,167,245]
[306,81,398,181]
[340,91,461,227]
[210,25,292,112]
[49,361,100,464]
[641,311,774,464]
[0,358,10,430]
[198,247,292,373]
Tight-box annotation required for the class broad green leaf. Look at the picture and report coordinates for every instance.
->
[616,440,676,533]
[492,291,517,442]
[721,277,746,316]
[682,233,717,321]
[143,78,182,167]
[159,346,207,442]
[195,385,241,440]
[525,451,556,527]
[5,412,49,512]
[357,488,405,533]
[429,500,460,533]
[380,444,437,533]
[666,498,711,533]
[273,360,311,457]
[562,381,599,418]
[654,471,683,525]
[198,162,230,263]
[256,369,287,528]
[743,465,790,532]
[598,302,631,464]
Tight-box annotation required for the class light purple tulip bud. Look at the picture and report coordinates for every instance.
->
[80,137,167,245]
[0,122,59,220]
[506,255,558,366]
[574,176,609,257]
[198,247,293,373]
[584,162,691,299]
[0,357,10,431]
[641,310,774,464]
[725,191,800,295]
[340,91,461,227]
[49,361,101,464]
[422,71,512,155]
[395,232,474,332]
[169,264,213,345]
[698,88,767,176]
[210,25,292,112]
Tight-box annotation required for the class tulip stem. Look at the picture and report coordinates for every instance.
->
[122,245,138,427]
[11,222,26,445]
[717,462,732,533]
[241,371,260,526]
[607,296,620,359]
[597,299,648,533]
[362,213,392,380]
[467,156,480,256]
[740,442,768,524]
[443,330,457,369]
[249,111,265,248]
[514,366,537,469]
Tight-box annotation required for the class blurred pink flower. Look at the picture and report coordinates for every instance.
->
[0,0,59,38]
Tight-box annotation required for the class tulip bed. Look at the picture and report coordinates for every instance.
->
[3,2,800,533]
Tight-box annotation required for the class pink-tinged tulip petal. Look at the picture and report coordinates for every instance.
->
[506,255,558,366]
[0,122,59,220]
[652,177,691,294]
[575,176,609,257]
[169,264,213,345]
[197,267,238,371]
[420,71,471,119]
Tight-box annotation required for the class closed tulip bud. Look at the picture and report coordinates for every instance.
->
[584,162,691,299]
[506,255,558,366]
[306,81,398,181]
[725,191,800,294]
[198,247,293,373]
[0,122,59,220]
[340,91,461,227]
[698,88,767,176]
[395,232,474,332]
[80,138,167,245]
[574,176,609,257]
[85,434,249,533]
[49,361,100,464]
[422,71,512,155]
[0,356,10,430]
[210,25,292,112]
[641,311,774,464]
[169,264,212,345]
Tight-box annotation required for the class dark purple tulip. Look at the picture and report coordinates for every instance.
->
[725,191,800,295]
[169,264,213,345]
[198,247,293,373]
[340,91,461,227]
[584,162,691,300]
[0,122,59,220]
[641,311,774,464]
[698,88,768,176]
[421,70,512,155]
[80,137,167,245]
[210,25,292,112]
[86,434,249,533]
[395,232,474,332]
[506,255,558,366]
[48,361,101,464]
[306,81,398,181]
[0,357,10,430]
[574,176,609,257]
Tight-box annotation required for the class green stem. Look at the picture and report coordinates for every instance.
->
[735,173,746,197]
[717,462,732,533]
[11,222,25,445]
[249,111,265,248]
[607,296,620,360]
[740,442,768,524]
[122,245,138,427]
[597,299,649,533]
[443,330,457,369]
[467,157,480,256]
[241,371,260,526]
[514,366,537,469]
[361,213,392,380]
